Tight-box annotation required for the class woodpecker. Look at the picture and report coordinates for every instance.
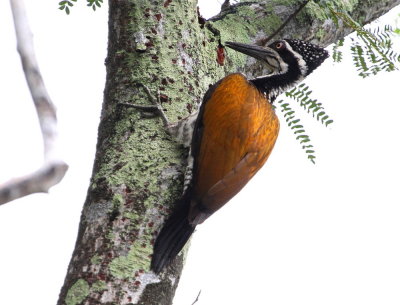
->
[145,39,329,273]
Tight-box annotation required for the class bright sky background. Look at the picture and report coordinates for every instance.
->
[0,1,399,305]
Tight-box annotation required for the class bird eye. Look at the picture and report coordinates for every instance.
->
[275,42,285,49]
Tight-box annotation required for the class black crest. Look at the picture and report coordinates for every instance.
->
[284,39,329,76]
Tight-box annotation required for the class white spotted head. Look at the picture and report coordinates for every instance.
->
[277,39,329,77]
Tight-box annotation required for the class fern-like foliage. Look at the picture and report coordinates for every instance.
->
[281,1,399,162]
[285,83,334,127]
[276,99,317,164]
[277,1,400,163]
[323,4,400,78]
[332,39,344,63]
[59,0,103,14]
[277,83,334,164]
[350,25,399,77]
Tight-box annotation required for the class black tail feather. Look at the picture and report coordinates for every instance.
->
[151,204,196,274]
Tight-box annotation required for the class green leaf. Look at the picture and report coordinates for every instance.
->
[296,135,308,139]
[308,155,316,164]
[291,125,304,130]
[277,98,317,163]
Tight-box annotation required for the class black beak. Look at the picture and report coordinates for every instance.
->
[225,41,278,62]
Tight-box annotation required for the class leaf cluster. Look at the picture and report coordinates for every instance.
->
[350,25,400,78]
[279,1,399,163]
[87,0,104,11]
[285,84,333,127]
[276,84,334,164]
[58,0,76,15]
[59,0,103,14]
[326,5,400,78]
[332,38,344,63]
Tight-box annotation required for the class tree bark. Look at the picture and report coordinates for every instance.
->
[57,1,400,304]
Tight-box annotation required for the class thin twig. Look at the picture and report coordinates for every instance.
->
[258,0,310,46]
[1,0,68,205]
[221,0,230,12]
[191,290,202,305]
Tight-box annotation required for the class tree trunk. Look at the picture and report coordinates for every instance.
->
[57,1,400,304]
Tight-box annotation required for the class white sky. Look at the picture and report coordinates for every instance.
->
[0,1,399,305]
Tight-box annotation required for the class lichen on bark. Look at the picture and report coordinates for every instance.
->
[65,279,90,305]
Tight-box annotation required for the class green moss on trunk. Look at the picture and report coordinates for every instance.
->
[65,279,90,305]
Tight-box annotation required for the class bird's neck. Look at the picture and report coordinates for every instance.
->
[250,72,303,103]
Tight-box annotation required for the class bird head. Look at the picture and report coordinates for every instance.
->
[225,39,329,99]
[225,39,329,78]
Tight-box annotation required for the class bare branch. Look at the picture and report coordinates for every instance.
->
[191,290,202,305]
[0,0,68,205]
[257,0,310,46]
[0,163,68,204]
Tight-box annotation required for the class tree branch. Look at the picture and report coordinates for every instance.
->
[0,0,68,205]
[257,0,310,46]
[191,290,202,305]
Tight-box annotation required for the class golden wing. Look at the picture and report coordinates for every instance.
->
[189,74,279,224]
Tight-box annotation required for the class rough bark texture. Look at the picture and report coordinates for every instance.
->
[57,1,400,305]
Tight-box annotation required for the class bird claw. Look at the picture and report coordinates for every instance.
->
[119,83,170,128]
[120,83,199,145]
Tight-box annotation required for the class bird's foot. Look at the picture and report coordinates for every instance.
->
[119,83,170,128]
[120,83,200,147]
